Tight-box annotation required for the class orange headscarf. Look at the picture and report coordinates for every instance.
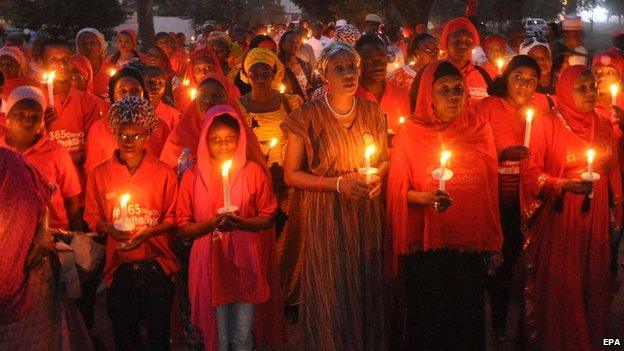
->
[440,17,480,51]
[70,54,94,93]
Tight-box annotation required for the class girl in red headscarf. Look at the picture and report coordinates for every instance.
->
[387,60,502,350]
[480,34,508,80]
[176,105,285,351]
[520,65,623,350]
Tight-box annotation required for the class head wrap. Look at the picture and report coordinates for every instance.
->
[3,85,46,115]
[336,19,347,27]
[75,27,108,59]
[555,65,595,140]
[107,96,159,135]
[482,34,506,52]
[592,51,624,78]
[117,29,138,45]
[240,48,285,90]
[0,46,26,70]
[440,17,480,51]
[207,31,233,49]
[519,36,551,56]
[187,48,224,85]
[412,60,464,126]
[365,13,383,24]
[316,42,360,80]
[69,54,94,93]
[335,25,361,47]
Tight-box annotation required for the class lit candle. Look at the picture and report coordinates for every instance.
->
[394,62,400,70]
[439,150,452,191]
[364,144,376,183]
[524,108,534,148]
[266,137,278,159]
[279,84,286,94]
[221,159,233,211]
[496,58,504,75]
[409,60,416,66]
[115,193,135,232]
[398,116,405,125]
[182,78,191,87]
[108,68,117,77]
[43,71,56,108]
[189,88,197,100]
[611,84,619,106]
[586,149,595,181]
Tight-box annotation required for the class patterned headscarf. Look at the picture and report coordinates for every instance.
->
[240,47,285,90]
[107,96,159,135]
[335,25,361,47]
[316,42,360,80]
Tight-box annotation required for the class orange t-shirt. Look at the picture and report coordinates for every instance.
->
[47,87,102,165]
[462,63,490,105]
[84,117,171,173]
[83,153,179,285]
[356,81,410,133]
[156,102,181,130]
[0,128,81,229]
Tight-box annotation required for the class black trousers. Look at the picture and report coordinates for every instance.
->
[107,260,175,351]
[489,200,523,333]
[403,249,486,351]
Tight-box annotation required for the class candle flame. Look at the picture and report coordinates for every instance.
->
[279,84,285,94]
[120,193,131,207]
[43,71,56,84]
[398,116,406,124]
[182,78,190,87]
[221,159,233,177]
[440,150,452,166]
[496,58,504,69]
[365,144,376,158]
[108,68,117,77]
[586,149,596,163]
[269,138,278,148]
[189,88,197,100]
[409,60,416,66]
[611,84,619,98]
[526,108,534,122]
[394,62,400,69]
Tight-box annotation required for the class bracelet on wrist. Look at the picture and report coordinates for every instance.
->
[336,176,343,194]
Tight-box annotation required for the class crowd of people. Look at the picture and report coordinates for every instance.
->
[0,10,623,351]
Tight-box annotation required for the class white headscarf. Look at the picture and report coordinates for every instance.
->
[75,28,108,59]
[2,86,46,115]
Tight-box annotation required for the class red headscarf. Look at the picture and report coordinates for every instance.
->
[70,54,94,93]
[592,51,624,78]
[440,17,480,51]
[555,65,596,140]
[0,148,51,323]
[482,34,506,52]
[386,60,501,275]
[187,48,224,86]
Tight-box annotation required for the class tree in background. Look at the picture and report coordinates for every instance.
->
[604,0,624,24]
[0,0,125,39]
[137,0,155,50]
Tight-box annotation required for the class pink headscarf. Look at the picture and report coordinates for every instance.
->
[70,54,95,93]
[0,148,51,323]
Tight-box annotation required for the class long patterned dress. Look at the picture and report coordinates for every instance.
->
[281,97,387,350]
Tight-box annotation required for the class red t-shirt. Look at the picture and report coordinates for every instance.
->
[356,81,410,133]
[156,102,181,131]
[0,128,81,229]
[83,153,179,285]
[462,63,490,105]
[92,61,116,99]
[46,87,102,165]
[84,117,171,174]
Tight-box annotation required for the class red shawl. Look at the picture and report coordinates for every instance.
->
[386,61,502,275]
[519,65,623,349]
[187,105,285,350]
[0,148,51,324]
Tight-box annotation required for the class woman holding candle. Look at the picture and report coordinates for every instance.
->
[176,104,285,351]
[479,34,508,80]
[76,27,115,99]
[83,96,179,351]
[472,54,541,342]
[387,60,502,350]
[520,65,623,350]
[282,42,388,350]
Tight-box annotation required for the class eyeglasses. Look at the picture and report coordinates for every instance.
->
[117,133,147,143]
[422,48,440,54]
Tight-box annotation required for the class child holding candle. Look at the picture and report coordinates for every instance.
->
[520,66,623,350]
[83,96,179,350]
[388,60,501,349]
[176,105,285,351]
[473,54,542,341]
[479,34,508,80]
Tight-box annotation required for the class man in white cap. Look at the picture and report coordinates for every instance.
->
[363,13,390,50]
[552,14,588,67]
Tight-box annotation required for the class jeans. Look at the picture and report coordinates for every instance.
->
[107,260,175,351]
[216,303,256,351]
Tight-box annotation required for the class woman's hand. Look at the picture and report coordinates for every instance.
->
[409,190,453,212]
[340,177,374,200]
[499,145,530,162]
[563,179,593,195]
[43,107,59,130]
[367,175,382,199]
[118,229,149,251]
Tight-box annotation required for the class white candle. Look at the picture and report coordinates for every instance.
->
[119,193,133,230]
[365,144,376,183]
[398,116,405,125]
[108,68,117,77]
[189,88,197,100]
[611,84,619,106]
[524,109,534,148]
[439,150,452,191]
[496,58,504,75]
[279,84,286,94]
[182,78,190,87]
[43,71,56,108]
[586,149,595,181]
[221,159,233,210]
